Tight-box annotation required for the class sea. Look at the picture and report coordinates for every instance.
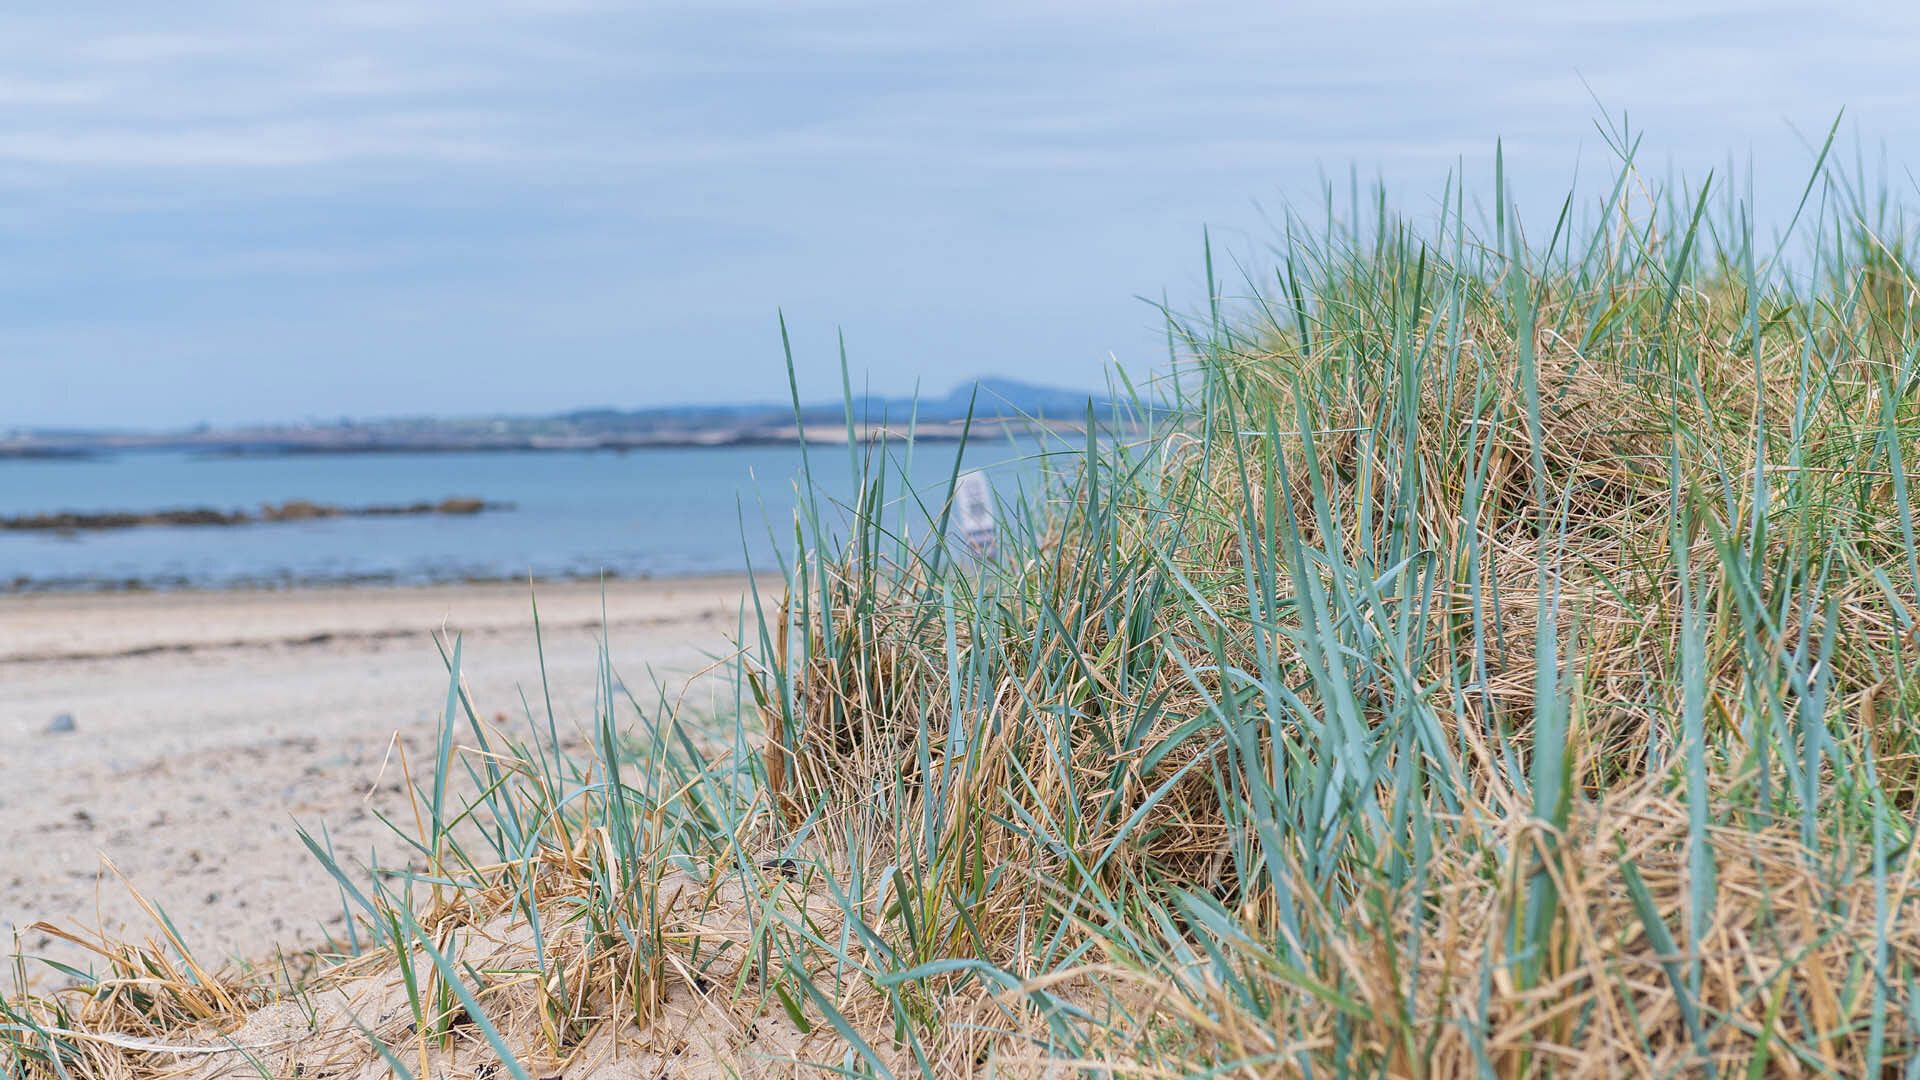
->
[0,440,1047,592]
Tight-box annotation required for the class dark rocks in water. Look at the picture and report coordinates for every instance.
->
[1,508,244,531]
[1,498,511,533]
[257,500,332,522]
[45,713,75,734]
[295,496,490,519]
[257,497,495,521]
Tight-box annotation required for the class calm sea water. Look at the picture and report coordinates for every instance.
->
[0,443,1040,591]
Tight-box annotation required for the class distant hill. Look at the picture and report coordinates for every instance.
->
[561,376,1111,433]
[922,376,1113,419]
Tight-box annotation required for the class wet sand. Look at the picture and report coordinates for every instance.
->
[0,577,758,979]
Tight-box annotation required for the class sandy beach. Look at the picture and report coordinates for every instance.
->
[0,576,759,979]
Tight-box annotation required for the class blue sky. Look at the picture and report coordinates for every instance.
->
[4,1,1918,428]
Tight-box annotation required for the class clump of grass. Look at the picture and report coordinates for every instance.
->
[10,124,1920,1076]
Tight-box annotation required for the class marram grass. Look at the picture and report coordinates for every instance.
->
[11,133,1920,1077]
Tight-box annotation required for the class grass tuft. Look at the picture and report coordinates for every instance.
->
[11,128,1920,1076]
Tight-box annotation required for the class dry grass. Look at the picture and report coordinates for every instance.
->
[10,134,1920,1076]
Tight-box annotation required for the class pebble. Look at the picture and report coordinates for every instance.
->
[45,712,75,734]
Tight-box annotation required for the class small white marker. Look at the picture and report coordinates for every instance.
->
[953,470,996,557]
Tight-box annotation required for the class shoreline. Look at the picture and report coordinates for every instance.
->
[1,566,763,596]
[0,575,764,979]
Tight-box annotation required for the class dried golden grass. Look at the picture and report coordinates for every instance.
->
[13,160,1920,1077]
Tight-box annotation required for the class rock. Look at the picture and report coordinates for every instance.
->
[44,712,75,734]
[2,498,504,532]
[0,508,244,531]
[258,499,335,522]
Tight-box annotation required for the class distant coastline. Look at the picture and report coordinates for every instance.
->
[0,446,104,461]
[0,376,1124,461]
[188,417,1087,457]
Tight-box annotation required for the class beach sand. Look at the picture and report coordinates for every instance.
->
[0,576,758,979]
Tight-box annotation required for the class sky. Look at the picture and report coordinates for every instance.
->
[4,1,1920,429]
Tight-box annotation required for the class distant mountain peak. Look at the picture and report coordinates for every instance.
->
[932,376,1107,416]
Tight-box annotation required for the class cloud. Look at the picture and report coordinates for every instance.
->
[3,1,1919,426]
[0,1,1877,181]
